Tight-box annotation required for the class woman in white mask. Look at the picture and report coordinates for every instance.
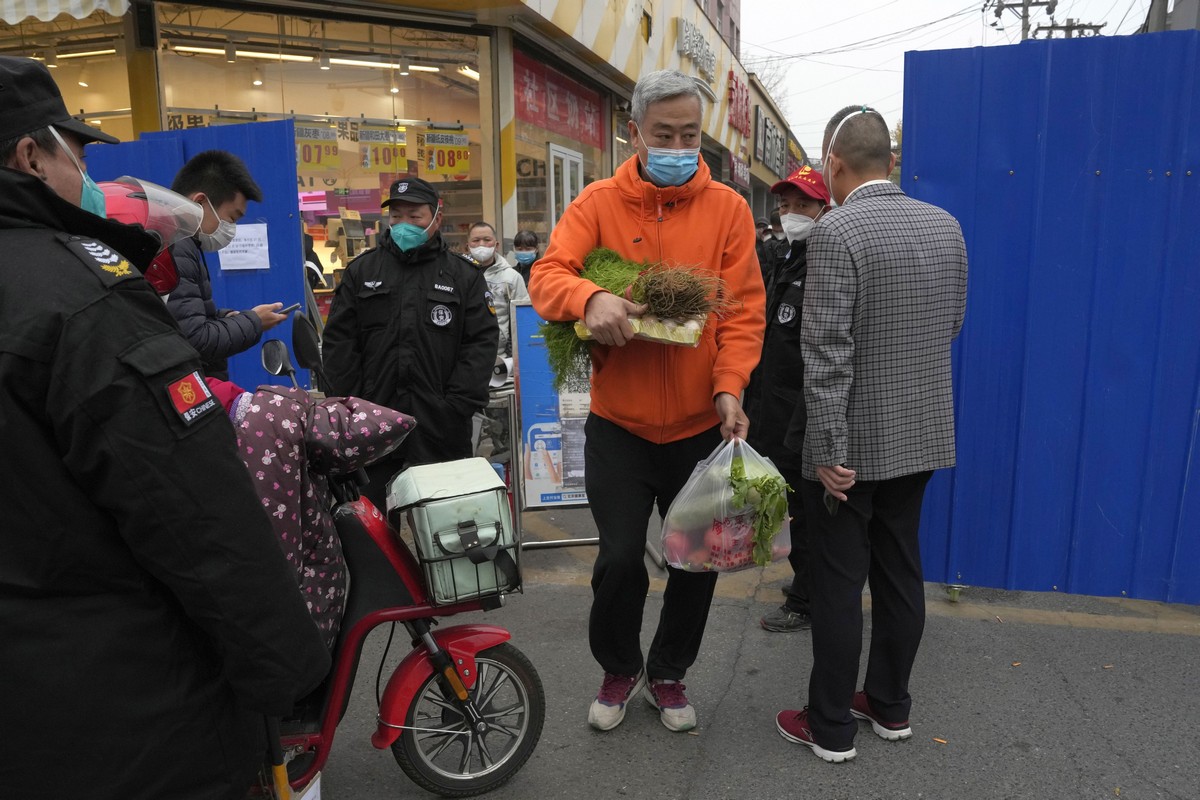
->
[743,164,830,635]
[164,150,290,381]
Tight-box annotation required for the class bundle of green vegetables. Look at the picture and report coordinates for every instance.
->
[540,248,738,391]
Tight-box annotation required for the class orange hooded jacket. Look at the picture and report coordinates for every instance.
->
[529,154,766,444]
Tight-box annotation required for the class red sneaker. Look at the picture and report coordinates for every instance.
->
[775,708,857,763]
[850,691,913,741]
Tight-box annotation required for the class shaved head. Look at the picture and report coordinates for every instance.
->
[823,106,892,175]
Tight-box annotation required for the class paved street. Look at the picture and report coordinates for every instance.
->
[321,509,1200,800]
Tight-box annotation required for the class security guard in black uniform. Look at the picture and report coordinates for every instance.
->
[323,177,498,508]
[0,57,329,800]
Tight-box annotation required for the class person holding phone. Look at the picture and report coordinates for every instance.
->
[163,150,289,380]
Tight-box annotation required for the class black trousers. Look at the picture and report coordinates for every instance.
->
[777,461,811,614]
[584,413,722,680]
[802,470,933,749]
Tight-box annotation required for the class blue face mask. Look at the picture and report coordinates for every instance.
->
[636,128,700,187]
[514,251,537,266]
[389,209,438,252]
[50,126,106,217]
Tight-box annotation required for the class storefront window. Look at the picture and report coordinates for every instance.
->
[155,4,486,267]
[0,12,132,141]
[512,50,604,241]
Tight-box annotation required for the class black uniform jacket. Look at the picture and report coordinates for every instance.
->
[322,230,498,465]
[745,239,808,473]
[165,235,263,380]
[0,168,329,800]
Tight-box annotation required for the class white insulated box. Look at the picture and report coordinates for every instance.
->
[387,457,519,605]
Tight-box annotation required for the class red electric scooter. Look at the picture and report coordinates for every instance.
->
[259,316,545,797]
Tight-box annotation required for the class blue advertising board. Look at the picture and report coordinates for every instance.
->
[512,302,590,509]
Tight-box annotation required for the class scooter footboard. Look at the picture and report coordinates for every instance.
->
[370,623,512,749]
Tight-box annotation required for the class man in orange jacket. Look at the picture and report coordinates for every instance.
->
[530,69,765,734]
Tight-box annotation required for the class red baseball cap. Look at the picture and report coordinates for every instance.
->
[770,165,830,203]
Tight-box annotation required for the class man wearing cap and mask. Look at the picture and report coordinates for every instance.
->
[322,176,497,509]
[0,57,329,798]
[164,149,289,381]
[744,164,830,635]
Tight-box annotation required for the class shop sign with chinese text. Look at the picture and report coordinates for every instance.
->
[514,52,603,150]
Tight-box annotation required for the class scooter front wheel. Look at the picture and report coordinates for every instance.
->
[392,642,545,797]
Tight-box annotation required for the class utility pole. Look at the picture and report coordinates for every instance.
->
[1147,0,1169,32]
[994,0,1058,41]
[1035,18,1107,38]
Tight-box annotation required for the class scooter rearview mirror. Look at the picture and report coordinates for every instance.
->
[261,339,299,389]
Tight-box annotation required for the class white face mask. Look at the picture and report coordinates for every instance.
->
[781,213,815,243]
[197,198,238,252]
[470,245,496,263]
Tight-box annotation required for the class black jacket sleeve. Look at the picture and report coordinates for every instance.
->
[444,265,499,417]
[51,283,329,715]
[321,261,364,397]
[165,238,264,362]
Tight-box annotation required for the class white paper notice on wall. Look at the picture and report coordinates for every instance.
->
[215,223,270,271]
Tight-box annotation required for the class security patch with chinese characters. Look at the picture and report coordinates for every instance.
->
[166,371,218,426]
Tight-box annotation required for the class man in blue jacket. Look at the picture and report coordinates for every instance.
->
[166,150,288,379]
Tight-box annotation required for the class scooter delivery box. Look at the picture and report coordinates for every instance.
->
[387,457,520,605]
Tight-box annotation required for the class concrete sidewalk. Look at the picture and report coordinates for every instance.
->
[323,509,1200,800]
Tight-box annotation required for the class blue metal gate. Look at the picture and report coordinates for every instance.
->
[903,30,1200,604]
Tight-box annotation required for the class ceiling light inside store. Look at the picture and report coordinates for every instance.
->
[389,73,399,94]
[252,67,264,87]
[77,68,90,88]
[225,42,236,62]
[409,65,439,73]
[44,48,58,68]
[58,49,117,59]
[319,52,330,70]
[399,58,410,77]
[458,65,480,81]
[174,45,312,63]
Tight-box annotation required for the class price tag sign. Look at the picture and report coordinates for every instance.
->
[359,125,408,173]
[296,125,340,169]
[421,130,470,176]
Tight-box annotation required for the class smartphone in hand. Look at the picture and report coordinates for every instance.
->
[279,302,301,315]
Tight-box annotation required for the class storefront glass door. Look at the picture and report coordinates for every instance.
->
[548,143,583,229]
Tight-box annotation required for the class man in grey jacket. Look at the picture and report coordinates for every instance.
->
[775,106,968,763]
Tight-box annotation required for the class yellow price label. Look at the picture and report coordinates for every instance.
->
[427,146,470,176]
[360,143,407,173]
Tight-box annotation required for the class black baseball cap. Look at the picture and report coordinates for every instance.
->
[755,218,770,228]
[0,56,118,145]
[382,177,440,208]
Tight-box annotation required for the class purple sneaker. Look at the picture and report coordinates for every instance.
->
[643,678,697,732]
[588,670,645,731]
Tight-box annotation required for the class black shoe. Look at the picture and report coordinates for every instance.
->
[760,605,812,632]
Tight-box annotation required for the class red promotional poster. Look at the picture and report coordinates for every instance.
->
[514,51,603,150]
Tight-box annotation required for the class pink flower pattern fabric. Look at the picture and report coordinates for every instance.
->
[232,385,415,649]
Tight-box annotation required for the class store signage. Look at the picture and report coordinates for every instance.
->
[359,125,409,173]
[754,107,787,178]
[727,71,751,137]
[787,136,806,177]
[676,18,717,83]
[295,125,340,170]
[166,112,213,130]
[728,153,751,189]
[421,130,471,177]
[514,52,603,150]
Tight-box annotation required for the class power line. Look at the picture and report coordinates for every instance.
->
[749,4,980,64]
[747,0,900,48]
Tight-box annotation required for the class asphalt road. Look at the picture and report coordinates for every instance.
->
[317,508,1200,800]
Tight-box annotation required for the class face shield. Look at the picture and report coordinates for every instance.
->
[100,176,201,296]
[100,176,204,253]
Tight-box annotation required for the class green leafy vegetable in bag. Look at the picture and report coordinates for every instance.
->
[729,452,791,567]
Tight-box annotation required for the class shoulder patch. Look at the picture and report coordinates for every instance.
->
[166,370,219,426]
[63,237,140,288]
[484,290,496,316]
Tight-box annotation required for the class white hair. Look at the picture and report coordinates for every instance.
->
[631,70,704,124]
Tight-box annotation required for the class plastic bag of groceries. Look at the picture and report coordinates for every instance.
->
[661,438,791,572]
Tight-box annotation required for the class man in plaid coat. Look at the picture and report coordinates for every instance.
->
[775,106,968,763]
